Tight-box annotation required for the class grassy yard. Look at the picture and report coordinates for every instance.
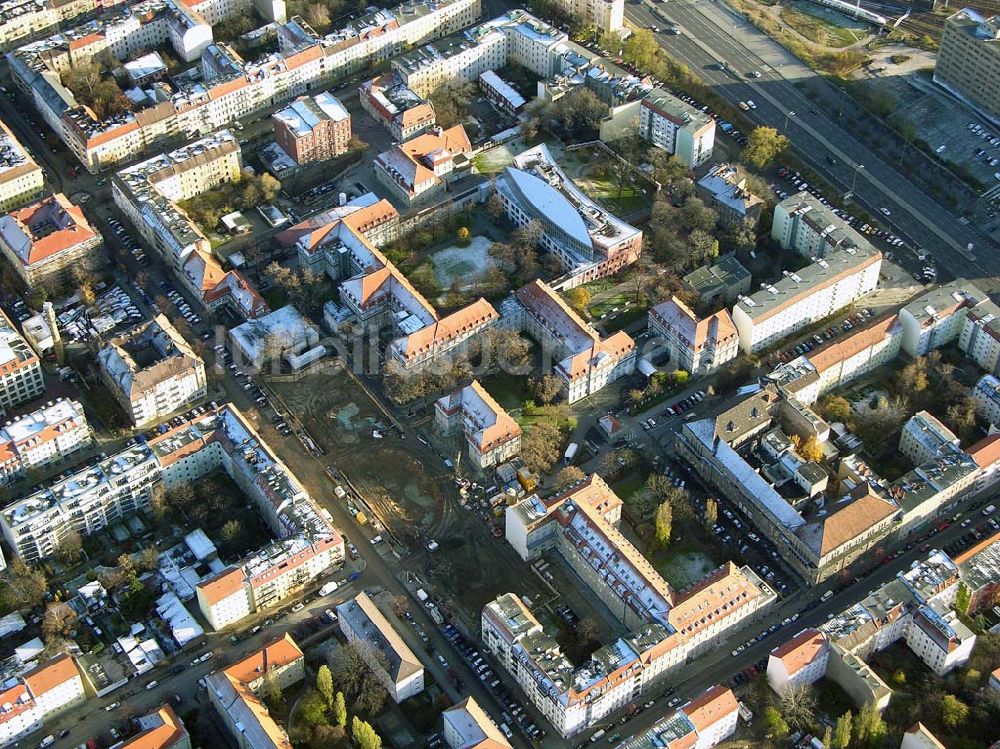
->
[578,175,650,215]
[479,371,533,412]
[780,7,862,48]
[603,306,648,334]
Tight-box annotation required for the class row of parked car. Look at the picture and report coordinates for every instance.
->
[440,623,544,741]
[108,218,146,264]
[777,309,873,363]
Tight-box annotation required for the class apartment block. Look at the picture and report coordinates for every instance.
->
[731,245,881,353]
[898,280,991,357]
[0,192,102,288]
[2,403,344,621]
[337,592,425,702]
[206,634,304,749]
[647,297,738,375]
[639,88,715,168]
[0,308,45,418]
[625,685,739,749]
[954,529,1000,614]
[0,119,42,213]
[283,195,400,272]
[805,314,902,398]
[696,163,763,229]
[117,704,191,749]
[899,411,959,466]
[0,440,161,561]
[766,628,829,695]
[24,654,85,719]
[934,9,1000,125]
[559,0,622,32]
[957,296,1000,374]
[374,124,472,206]
[11,0,480,172]
[674,386,902,583]
[112,131,266,320]
[765,552,973,710]
[98,315,207,427]
[0,398,91,486]
[443,697,512,749]
[901,724,949,749]
[280,186,499,375]
[507,280,636,403]
[0,0,106,52]
[359,73,436,142]
[392,10,565,98]
[496,144,643,288]
[435,380,521,471]
[491,474,773,735]
[272,91,351,165]
[771,191,878,259]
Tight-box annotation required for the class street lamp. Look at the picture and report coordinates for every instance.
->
[851,163,865,195]
[783,110,795,132]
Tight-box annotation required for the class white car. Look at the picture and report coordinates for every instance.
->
[879,207,891,216]
[746,100,756,109]
[738,101,749,111]
[935,144,946,153]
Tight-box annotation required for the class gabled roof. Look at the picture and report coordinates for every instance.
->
[392,298,498,361]
[681,685,738,733]
[810,487,897,556]
[443,696,512,749]
[649,296,737,352]
[769,628,827,676]
[119,704,188,749]
[808,314,900,374]
[23,653,79,698]
[0,193,98,267]
[224,633,303,685]
[196,566,245,606]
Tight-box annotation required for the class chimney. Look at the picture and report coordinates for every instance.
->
[43,302,63,364]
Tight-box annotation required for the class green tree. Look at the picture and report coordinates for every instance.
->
[819,395,853,424]
[821,726,832,749]
[352,717,382,749]
[622,28,658,69]
[955,582,971,615]
[831,711,851,749]
[333,691,347,727]
[763,706,789,738]
[654,500,672,549]
[565,286,591,316]
[742,127,789,168]
[939,694,968,728]
[704,497,718,527]
[299,689,330,727]
[317,664,334,707]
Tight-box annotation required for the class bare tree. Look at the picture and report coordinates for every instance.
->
[779,683,817,730]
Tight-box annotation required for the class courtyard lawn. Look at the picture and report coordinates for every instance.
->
[602,306,648,334]
[479,371,533,413]
[653,539,718,589]
[576,175,650,215]
[431,236,496,290]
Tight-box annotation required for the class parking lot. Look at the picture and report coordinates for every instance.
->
[886,83,1000,190]
[774,307,875,364]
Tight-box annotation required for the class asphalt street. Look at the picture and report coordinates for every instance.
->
[626,0,998,284]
